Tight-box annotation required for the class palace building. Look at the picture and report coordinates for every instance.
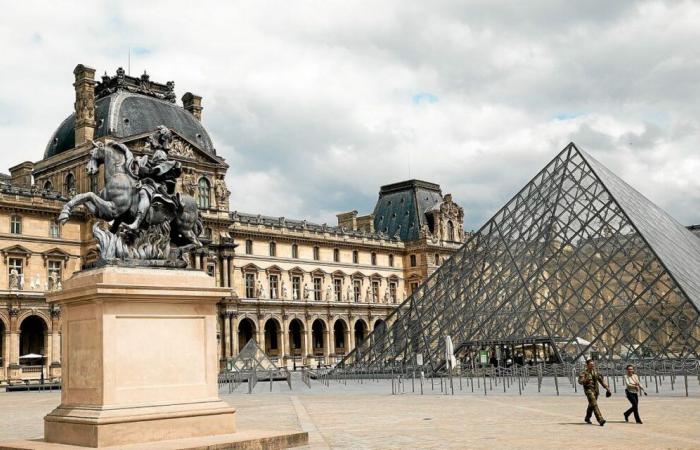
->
[0,64,467,383]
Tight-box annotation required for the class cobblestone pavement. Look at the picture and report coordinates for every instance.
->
[2,378,700,449]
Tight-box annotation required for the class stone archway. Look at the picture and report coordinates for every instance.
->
[237,318,256,350]
[333,319,348,356]
[311,319,326,356]
[263,318,281,357]
[373,319,387,336]
[354,319,368,348]
[288,319,305,358]
[19,315,48,372]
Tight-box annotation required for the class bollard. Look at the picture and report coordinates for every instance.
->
[420,371,424,395]
[483,371,487,396]
[270,370,273,392]
[517,368,522,395]
[554,371,559,396]
[684,367,689,397]
[412,369,416,393]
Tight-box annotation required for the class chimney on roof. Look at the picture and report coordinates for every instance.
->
[337,210,358,230]
[182,92,203,121]
[73,64,96,146]
[9,161,34,188]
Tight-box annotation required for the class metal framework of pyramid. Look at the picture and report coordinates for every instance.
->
[341,143,700,373]
[227,339,280,372]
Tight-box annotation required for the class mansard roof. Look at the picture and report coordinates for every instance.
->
[372,179,444,241]
[44,93,215,159]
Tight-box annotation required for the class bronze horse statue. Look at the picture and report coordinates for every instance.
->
[57,140,203,249]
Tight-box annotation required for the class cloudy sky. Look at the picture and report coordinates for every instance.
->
[1,1,699,230]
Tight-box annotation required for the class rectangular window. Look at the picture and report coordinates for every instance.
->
[333,249,340,262]
[10,216,21,234]
[334,278,342,301]
[292,276,302,300]
[245,240,253,255]
[389,282,397,303]
[389,254,394,267]
[269,242,276,257]
[435,253,440,265]
[313,246,320,261]
[269,274,279,299]
[292,244,298,259]
[206,264,215,277]
[372,281,380,303]
[353,280,361,302]
[8,257,23,289]
[49,222,60,238]
[245,273,256,298]
[313,277,322,301]
[353,251,359,264]
[410,254,417,267]
[371,253,377,265]
[410,281,419,294]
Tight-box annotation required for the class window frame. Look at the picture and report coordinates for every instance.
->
[269,241,276,257]
[388,254,394,267]
[352,250,359,264]
[197,177,211,209]
[313,276,322,301]
[245,273,256,298]
[269,274,279,299]
[291,243,299,259]
[313,246,320,261]
[10,215,22,235]
[410,254,417,267]
[333,248,340,262]
[371,252,377,266]
[333,278,342,301]
[245,239,253,255]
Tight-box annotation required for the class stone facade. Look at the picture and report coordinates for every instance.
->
[0,64,467,383]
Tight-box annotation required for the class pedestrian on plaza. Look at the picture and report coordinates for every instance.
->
[623,364,646,424]
[578,358,611,426]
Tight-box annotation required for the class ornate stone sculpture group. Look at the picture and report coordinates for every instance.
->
[58,126,203,266]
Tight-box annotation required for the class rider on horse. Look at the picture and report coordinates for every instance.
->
[128,126,182,230]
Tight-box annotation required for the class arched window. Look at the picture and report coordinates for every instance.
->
[43,180,53,191]
[198,177,211,209]
[64,172,76,195]
[447,220,455,241]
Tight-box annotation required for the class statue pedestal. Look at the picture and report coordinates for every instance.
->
[43,266,236,448]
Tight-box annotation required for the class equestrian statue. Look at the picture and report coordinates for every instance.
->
[57,126,203,266]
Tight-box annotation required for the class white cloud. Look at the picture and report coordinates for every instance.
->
[1,0,699,229]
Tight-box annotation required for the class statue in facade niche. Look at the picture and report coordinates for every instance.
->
[281,281,289,300]
[346,285,353,302]
[303,283,311,300]
[326,285,333,301]
[255,279,265,298]
[57,126,203,266]
[214,176,230,208]
[8,269,20,290]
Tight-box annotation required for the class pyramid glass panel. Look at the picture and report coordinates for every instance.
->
[341,143,700,373]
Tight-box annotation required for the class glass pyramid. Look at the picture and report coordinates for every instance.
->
[343,143,700,373]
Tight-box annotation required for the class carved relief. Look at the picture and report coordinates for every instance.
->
[169,138,196,159]
[214,177,230,210]
[181,172,197,196]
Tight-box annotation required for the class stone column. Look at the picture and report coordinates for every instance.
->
[280,317,287,367]
[2,330,9,382]
[328,324,335,360]
[73,64,96,146]
[223,257,229,288]
[223,313,232,359]
[231,315,239,357]
[349,320,356,352]
[323,328,331,362]
[8,311,20,382]
[50,309,61,379]
[305,322,313,359]
[344,327,351,357]
[257,318,265,352]
[227,257,233,288]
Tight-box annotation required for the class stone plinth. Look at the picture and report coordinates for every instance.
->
[43,266,236,448]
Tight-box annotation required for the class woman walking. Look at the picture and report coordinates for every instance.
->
[623,364,646,424]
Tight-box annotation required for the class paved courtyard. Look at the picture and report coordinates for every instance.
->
[2,376,700,449]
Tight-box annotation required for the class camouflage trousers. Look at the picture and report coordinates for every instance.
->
[584,390,604,423]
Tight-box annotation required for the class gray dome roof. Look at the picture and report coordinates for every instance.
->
[44,91,215,159]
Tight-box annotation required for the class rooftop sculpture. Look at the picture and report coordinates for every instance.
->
[58,126,203,266]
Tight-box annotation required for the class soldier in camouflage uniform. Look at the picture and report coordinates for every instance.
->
[578,358,611,426]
